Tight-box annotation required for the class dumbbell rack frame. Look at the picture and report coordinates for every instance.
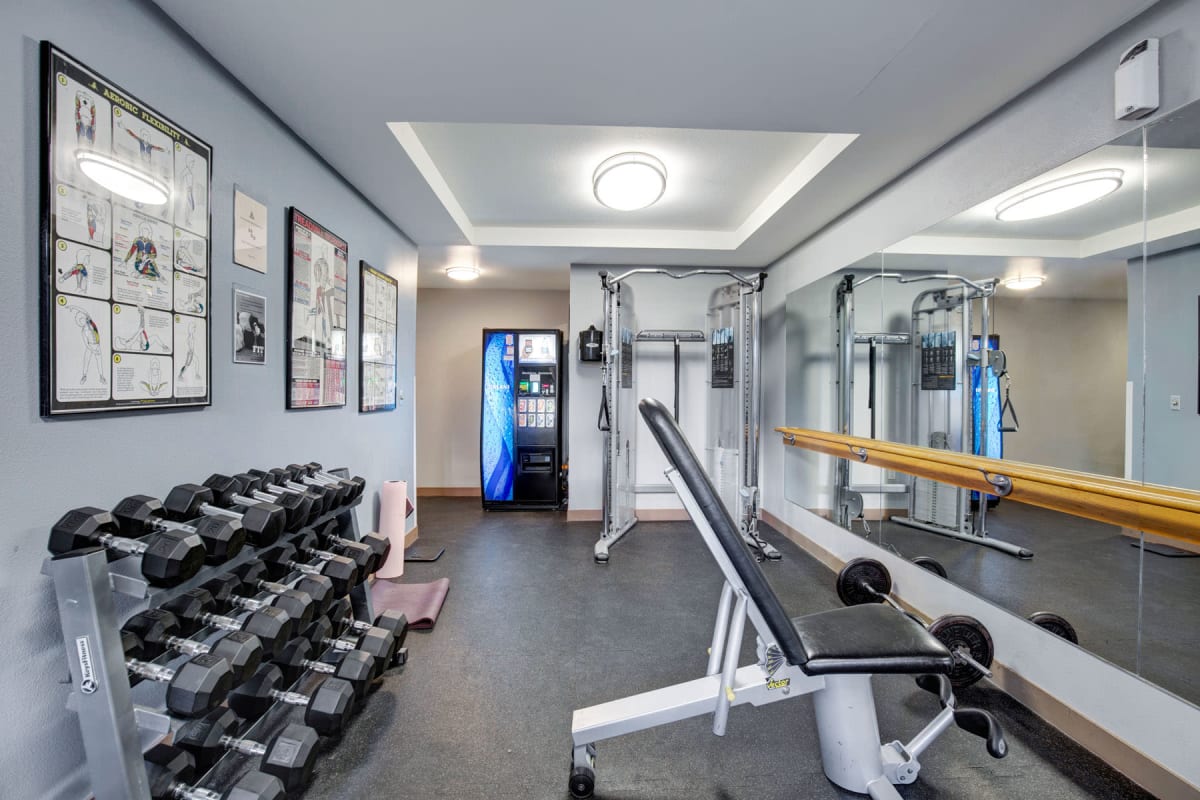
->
[44,472,372,800]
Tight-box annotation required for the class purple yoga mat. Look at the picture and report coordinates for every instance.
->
[371,577,450,630]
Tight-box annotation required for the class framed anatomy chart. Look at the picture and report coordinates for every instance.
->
[41,43,212,415]
[286,207,347,408]
[359,261,398,413]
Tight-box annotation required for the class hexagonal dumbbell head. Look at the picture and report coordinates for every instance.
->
[166,653,234,717]
[266,543,359,597]
[127,606,264,683]
[175,706,243,770]
[143,743,197,800]
[233,503,286,547]
[162,483,212,520]
[48,507,119,556]
[227,772,287,800]
[110,495,167,537]
[293,530,375,576]
[305,676,357,736]
[261,723,320,793]
[190,515,246,564]
[202,473,242,506]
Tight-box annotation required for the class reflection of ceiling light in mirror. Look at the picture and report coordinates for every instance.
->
[593,152,667,211]
[1000,275,1046,290]
[76,151,170,205]
[995,169,1123,221]
[445,266,480,281]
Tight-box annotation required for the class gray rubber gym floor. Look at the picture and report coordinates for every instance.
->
[875,504,1200,705]
[306,498,1152,799]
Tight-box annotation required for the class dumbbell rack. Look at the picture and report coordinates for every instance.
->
[44,473,373,800]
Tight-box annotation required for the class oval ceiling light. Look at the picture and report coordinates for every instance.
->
[445,265,480,282]
[1000,275,1047,290]
[593,152,667,211]
[995,168,1123,222]
[76,150,170,205]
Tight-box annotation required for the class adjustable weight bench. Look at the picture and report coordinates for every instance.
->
[568,398,1006,799]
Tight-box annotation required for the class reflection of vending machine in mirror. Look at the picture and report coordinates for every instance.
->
[480,328,564,509]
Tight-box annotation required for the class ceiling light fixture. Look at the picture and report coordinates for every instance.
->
[592,152,667,211]
[1000,275,1047,291]
[75,151,170,205]
[995,168,1123,222]
[445,265,480,282]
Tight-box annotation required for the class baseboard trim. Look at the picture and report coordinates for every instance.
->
[761,509,1195,799]
[417,486,481,497]
[404,526,419,547]
[1121,527,1200,555]
[566,508,692,523]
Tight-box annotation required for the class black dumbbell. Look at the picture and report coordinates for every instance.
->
[250,468,336,516]
[200,572,316,630]
[176,707,319,795]
[144,743,286,800]
[274,637,375,704]
[219,473,313,531]
[121,631,232,717]
[48,507,206,587]
[113,495,244,565]
[229,664,355,736]
[314,520,390,573]
[303,462,366,500]
[289,460,357,503]
[163,588,294,659]
[290,530,376,577]
[232,560,335,616]
[326,596,409,663]
[237,471,318,527]
[123,608,262,683]
[303,616,395,679]
[260,542,359,597]
[166,482,285,548]
[268,466,341,511]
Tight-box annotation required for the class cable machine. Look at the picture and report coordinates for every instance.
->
[595,268,773,563]
[834,272,1032,559]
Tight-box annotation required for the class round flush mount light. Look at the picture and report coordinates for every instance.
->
[445,266,480,282]
[592,152,667,211]
[76,151,170,205]
[1000,275,1047,291]
[995,168,1123,222]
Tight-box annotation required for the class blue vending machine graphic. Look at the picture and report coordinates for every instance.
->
[480,328,563,509]
[481,331,516,503]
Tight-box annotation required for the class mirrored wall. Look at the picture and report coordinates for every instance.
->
[784,98,1200,707]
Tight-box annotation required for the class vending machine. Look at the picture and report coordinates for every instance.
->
[480,328,563,509]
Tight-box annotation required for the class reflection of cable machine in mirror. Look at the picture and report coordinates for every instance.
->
[834,273,1032,559]
[594,269,772,564]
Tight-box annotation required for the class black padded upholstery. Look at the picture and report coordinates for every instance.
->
[637,397,952,677]
[791,605,953,675]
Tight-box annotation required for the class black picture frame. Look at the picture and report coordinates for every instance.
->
[40,42,213,415]
[285,207,348,409]
[359,261,398,413]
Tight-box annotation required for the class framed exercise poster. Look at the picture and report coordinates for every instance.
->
[359,261,398,413]
[40,43,212,415]
[286,207,347,408]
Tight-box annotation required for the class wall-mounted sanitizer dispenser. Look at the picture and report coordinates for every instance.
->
[1116,38,1159,121]
[579,325,603,363]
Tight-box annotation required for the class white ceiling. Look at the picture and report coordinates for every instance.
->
[872,144,1200,300]
[151,0,1158,289]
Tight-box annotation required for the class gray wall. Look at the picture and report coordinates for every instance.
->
[415,287,568,490]
[761,0,1200,789]
[0,1,417,796]
[993,296,1127,476]
[1129,245,1200,489]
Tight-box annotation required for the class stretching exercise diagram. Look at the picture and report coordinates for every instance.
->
[181,285,205,315]
[140,358,169,396]
[66,305,107,385]
[118,120,165,165]
[87,202,104,244]
[308,256,333,353]
[57,250,91,293]
[178,321,201,381]
[115,306,169,352]
[181,156,196,227]
[175,245,203,274]
[74,91,96,146]
[122,223,161,279]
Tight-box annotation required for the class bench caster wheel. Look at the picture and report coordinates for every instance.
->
[569,765,595,798]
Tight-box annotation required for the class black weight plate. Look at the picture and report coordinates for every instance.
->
[836,558,892,606]
[911,556,948,578]
[1028,611,1079,644]
[928,614,994,689]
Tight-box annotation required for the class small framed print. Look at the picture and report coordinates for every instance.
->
[233,286,266,364]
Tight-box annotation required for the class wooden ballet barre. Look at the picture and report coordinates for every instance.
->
[776,427,1200,546]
